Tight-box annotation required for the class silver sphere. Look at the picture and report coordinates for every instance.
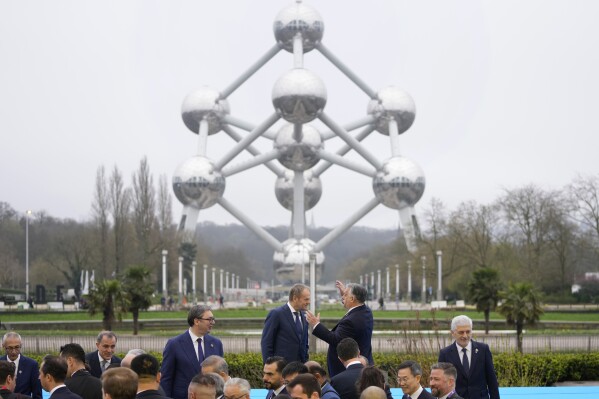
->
[367,86,416,135]
[275,169,322,211]
[373,156,425,210]
[272,68,327,123]
[172,156,225,209]
[181,87,230,135]
[273,3,324,53]
[274,123,323,171]
[273,238,324,283]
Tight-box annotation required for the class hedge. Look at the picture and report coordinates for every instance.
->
[27,351,599,388]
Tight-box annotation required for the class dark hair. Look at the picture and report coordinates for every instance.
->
[190,373,216,387]
[306,363,327,378]
[130,354,159,378]
[187,305,212,327]
[347,284,367,303]
[356,366,385,393]
[101,368,138,399]
[336,338,359,361]
[397,360,422,377]
[282,361,309,378]
[265,356,287,373]
[203,372,225,397]
[431,362,457,381]
[274,395,292,399]
[96,331,117,343]
[287,374,321,398]
[0,361,16,385]
[59,343,86,364]
[41,355,68,382]
[288,284,309,302]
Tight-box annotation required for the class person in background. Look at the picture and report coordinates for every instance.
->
[60,344,102,399]
[39,355,82,399]
[85,331,120,378]
[1,332,42,399]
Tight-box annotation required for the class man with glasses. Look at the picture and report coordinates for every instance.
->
[161,305,223,399]
[1,332,42,399]
[223,378,250,399]
[396,360,433,399]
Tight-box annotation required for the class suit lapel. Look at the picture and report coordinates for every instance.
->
[449,344,469,378]
[181,333,201,368]
[284,306,301,341]
[469,341,479,376]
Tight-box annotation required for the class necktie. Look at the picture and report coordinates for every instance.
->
[101,360,108,373]
[197,337,205,364]
[462,347,470,374]
[294,311,303,336]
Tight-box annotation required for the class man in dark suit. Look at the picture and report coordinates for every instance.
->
[39,355,83,399]
[397,360,434,399]
[329,338,363,399]
[1,332,43,399]
[305,361,340,399]
[429,363,463,399]
[85,331,121,378]
[261,284,310,364]
[60,343,102,399]
[262,357,287,399]
[307,281,373,377]
[131,354,171,399]
[0,360,30,399]
[286,374,322,399]
[160,305,224,399]
[101,368,138,399]
[438,315,500,399]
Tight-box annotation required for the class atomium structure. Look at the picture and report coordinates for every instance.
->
[172,1,425,284]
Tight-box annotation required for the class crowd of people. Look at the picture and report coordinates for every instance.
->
[0,280,499,399]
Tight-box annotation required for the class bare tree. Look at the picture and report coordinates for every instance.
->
[568,174,599,244]
[131,157,157,263]
[109,165,131,275]
[92,165,111,277]
[157,174,173,232]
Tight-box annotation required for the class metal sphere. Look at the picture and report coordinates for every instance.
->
[275,169,322,211]
[367,86,416,135]
[172,156,225,209]
[274,123,323,171]
[273,238,324,283]
[272,68,327,123]
[273,3,324,53]
[372,156,425,210]
[181,87,230,135]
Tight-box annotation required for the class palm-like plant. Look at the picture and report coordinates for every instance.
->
[86,279,129,331]
[498,282,544,353]
[122,265,154,335]
[466,267,502,334]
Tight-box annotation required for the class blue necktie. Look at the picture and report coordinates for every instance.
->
[197,337,205,364]
[294,312,302,336]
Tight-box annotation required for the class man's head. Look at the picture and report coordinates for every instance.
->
[39,355,68,392]
[95,331,118,361]
[304,361,327,386]
[341,284,367,310]
[429,362,457,398]
[286,374,321,399]
[102,368,138,399]
[263,356,287,390]
[336,338,359,364]
[188,374,216,399]
[130,354,160,387]
[204,372,225,398]
[120,349,146,369]
[187,305,216,336]
[288,284,310,312]
[397,360,424,396]
[0,360,17,391]
[2,332,22,362]
[358,356,369,367]
[451,315,473,348]
[59,343,86,375]
[359,386,387,399]
[282,361,308,384]
[223,378,250,399]
[201,355,230,381]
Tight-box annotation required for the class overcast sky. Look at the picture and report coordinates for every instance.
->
[1,1,598,230]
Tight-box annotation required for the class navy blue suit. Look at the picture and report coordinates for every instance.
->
[0,355,42,399]
[330,363,363,399]
[49,386,82,399]
[261,304,309,363]
[84,351,121,379]
[438,341,499,399]
[312,304,373,377]
[320,382,339,399]
[160,332,224,399]
[401,388,434,399]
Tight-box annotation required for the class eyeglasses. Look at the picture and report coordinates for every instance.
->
[5,346,21,351]
[198,317,216,323]
[397,376,412,383]
[223,394,247,399]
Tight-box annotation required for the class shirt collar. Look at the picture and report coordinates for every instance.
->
[189,328,204,340]
[455,341,472,353]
